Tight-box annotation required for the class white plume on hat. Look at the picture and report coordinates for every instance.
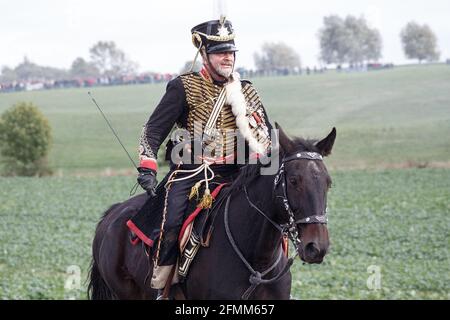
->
[213,0,228,18]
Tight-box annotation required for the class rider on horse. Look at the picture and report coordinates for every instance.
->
[136,16,273,298]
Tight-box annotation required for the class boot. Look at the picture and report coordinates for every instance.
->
[151,231,179,293]
[153,265,177,300]
[156,289,167,300]
[151,265,175,289]
[156,230,179,266]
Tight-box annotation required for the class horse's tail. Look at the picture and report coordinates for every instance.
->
[87,258,115,300]
[87,203,122,300]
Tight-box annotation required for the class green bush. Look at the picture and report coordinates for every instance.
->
[0,102,52,176]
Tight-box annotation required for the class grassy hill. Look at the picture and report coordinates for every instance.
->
[0,64,449,300]
[1,64,449,173]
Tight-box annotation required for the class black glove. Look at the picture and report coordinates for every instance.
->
[137,167,157,196]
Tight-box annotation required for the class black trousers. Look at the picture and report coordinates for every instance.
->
[157,164,239,266]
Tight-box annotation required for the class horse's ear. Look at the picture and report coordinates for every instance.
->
[315,127,336,157]
[275,122,293,153]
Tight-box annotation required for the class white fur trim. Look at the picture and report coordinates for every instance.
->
[225,73,266,154]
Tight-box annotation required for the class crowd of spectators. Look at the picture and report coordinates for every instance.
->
[0,62,408,94]
[0,72,176,93]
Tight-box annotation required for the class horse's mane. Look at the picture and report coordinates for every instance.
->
[290,137,320,154]
[228,136,319,193]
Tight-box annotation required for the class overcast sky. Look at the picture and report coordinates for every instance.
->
[1,0,449,73]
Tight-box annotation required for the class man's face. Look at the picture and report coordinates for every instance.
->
[207,51,235,78]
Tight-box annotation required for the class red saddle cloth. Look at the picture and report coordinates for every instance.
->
[178,183,228,245]
[127,183,228,247]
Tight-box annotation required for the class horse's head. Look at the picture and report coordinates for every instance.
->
[274,123,336,264]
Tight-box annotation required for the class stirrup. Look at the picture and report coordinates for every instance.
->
[156,289,168,300]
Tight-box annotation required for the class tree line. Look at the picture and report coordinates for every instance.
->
[254,17,440,74]
[0,16,443,84]
[0,41,139,83]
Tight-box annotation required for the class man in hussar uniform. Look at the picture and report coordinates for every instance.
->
[132,16,273,298]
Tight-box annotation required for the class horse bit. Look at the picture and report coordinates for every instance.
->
[224,151,328,299]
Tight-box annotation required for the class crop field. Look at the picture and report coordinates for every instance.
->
[0,65,449,299]
[0,169,448,299]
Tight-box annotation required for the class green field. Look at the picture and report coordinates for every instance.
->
[0,169,448,299]
[0,64,449,173]
[0,65,449,299]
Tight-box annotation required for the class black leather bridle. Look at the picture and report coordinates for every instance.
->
[224,150,329,299]
[273,151,328,252]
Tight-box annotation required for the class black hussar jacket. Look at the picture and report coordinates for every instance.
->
[138,69,272,172]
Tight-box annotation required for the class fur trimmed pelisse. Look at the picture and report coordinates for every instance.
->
[180,72,271,158]
[225,72,267,154]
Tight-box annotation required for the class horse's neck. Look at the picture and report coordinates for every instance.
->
[242,173,282,268]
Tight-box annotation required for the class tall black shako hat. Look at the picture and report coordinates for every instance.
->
[191,16,238,54]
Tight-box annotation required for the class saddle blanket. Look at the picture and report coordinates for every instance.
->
[126,182,228,249]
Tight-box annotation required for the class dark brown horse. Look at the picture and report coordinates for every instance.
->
[87,124,336,299]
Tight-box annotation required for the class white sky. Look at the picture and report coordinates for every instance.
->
[1,0,450,73]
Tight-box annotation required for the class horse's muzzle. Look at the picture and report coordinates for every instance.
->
[297,223,329,264]
[301,241,327,264]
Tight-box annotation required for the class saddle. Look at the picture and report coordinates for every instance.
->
[177,182,229,280]
[126,172,232,280]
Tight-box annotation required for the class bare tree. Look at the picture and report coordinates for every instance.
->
[1,66,18,82]
[254,42,301,74]
[345,16,382,67]
[70,57,99,78]
[318,15,349,65]
[11,57,68,81]
[318,15,382,67]
[89,41,138,77]
[400,22,440,63]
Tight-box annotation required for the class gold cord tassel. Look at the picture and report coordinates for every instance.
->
[199,188,213,209]
[188,181,202,200]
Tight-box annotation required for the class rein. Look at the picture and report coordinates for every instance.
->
[273,151,328,252]
[224,196,294,300]
[224,151,328,299]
